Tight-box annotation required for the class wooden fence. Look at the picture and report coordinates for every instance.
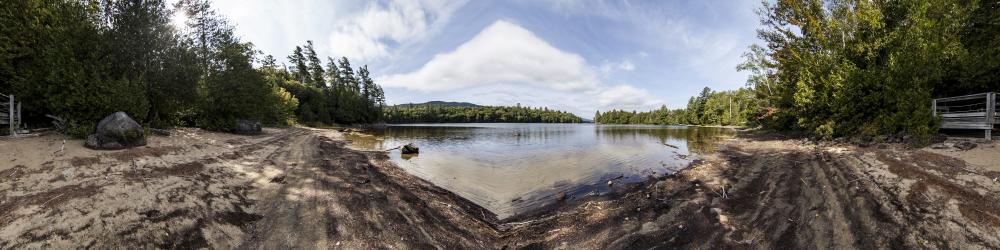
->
[933,92,997,139]
[1,93,22,137]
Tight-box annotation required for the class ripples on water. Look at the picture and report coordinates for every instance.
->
[346,123,734,219]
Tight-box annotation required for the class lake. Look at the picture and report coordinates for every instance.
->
[346,123,734,219]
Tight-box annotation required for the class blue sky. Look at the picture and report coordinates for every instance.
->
[187,0,763,118]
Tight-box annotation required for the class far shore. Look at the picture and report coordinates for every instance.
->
[1,126,999,248]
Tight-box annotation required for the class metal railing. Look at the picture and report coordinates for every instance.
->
[1,93,22,137]
[933,92,997,139]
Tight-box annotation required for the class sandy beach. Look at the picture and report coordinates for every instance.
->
[2,128,1000,249]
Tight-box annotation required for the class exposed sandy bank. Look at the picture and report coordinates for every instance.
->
[925,139,1000,173]
[502,132,1000,249]
[0,127,496,249]
[3,128,999,249]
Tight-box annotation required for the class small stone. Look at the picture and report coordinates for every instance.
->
[954,141,977,151]
[401,143,420,154]
[639,222,658,234]
[931,134,947,143]
[234,119,262,135]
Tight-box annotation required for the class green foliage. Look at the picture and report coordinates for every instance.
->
[743,0,997,139]
[384,105,582,123]
[1,0,149,137]
[197,41,292,131]
[596,87,758,126]
[265,44,385,126]
[0,0,384,137]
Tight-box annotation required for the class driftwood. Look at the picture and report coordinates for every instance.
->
[46,114,67,134]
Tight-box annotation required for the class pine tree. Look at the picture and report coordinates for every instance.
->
[303,40,325,88]
[287,46,308,84]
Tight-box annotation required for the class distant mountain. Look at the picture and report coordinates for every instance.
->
[393,101,482,108]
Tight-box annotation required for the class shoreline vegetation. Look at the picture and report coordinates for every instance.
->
[3,0,1000,249]
[4,127,999,248]
[596,87,756,128]
[597,0,1000,142]
[383,102,583,124]
[2,0,386,138]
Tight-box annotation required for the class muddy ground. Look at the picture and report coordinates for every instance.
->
[2,128,1000,249]
[502,132,1000,249]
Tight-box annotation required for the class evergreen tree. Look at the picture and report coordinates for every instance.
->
[303,40,325,88]
[287,46,308,84]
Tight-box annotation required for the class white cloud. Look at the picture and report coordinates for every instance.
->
[598,85,661,110]
[380,20,663,117]
[328,0,464,61]
[619,60,635,71]
[598,59,635,76]
[379,20,600,92]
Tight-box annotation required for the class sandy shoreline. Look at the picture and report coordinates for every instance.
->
[2,127,1000,249]
[0,127,498,248]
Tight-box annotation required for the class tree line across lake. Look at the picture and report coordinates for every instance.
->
[4,0,998,141]
[384,104,583,123]
[596,87,755,126]
[600,0,1000,141]
[1,0,384,137]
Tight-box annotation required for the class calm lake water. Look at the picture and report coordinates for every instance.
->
[346,123,734,219]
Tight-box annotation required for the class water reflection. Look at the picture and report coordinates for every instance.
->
[346,123,734,219]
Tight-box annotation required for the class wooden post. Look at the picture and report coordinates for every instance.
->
[932,99,937,117]
[16,101,20,135]
[8,94,13,137]
[987,92,995,140]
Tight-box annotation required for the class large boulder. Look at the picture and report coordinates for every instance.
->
[234,119,262,135]
[85,112,147,150]
[401,143,419,154]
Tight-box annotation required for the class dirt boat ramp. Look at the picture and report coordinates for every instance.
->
[2,127,999,249]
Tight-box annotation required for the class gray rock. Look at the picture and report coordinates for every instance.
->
[855,136,873,148]
[954,141,977,151]
[931,134,948,143]
[149,128,171,136]
[639,222,659,234]
[875,135,889,143]
[234,120,262,135]
[85,112,146,150]
[401,143,419,154]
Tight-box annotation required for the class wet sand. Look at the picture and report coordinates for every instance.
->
[2,128,1000,249]
[502,132,1000,248]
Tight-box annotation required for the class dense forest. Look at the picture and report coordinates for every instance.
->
[384,104,582,123]
[0,0,384,137]
[268,41,386,126]
[596,87,756,126]
[741,0,1000,139]
[603,0,1000,141]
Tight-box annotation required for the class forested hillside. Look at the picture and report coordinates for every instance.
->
[596,87,757,126]
[0,0,384,137]
[384,104,582,123]
[603,0,1000,141]
[394,101,480,108]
